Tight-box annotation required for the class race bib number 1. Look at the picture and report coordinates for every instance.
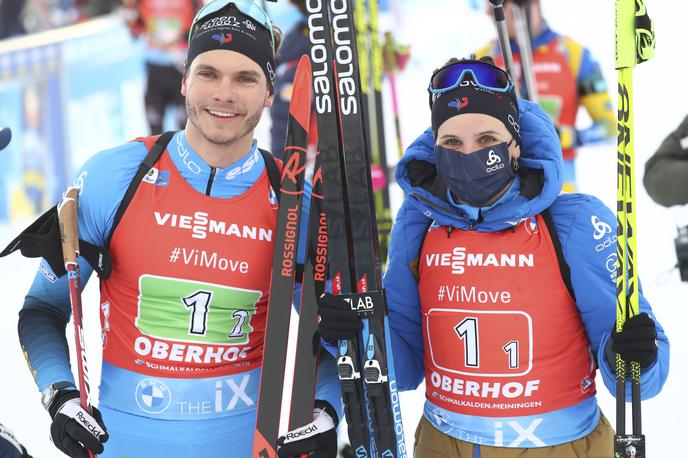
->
[136,275,262,346]
[426,309,533,377]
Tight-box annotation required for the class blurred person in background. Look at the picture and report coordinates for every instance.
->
[644,115,688,207]
[478,0,616,192]
[644,114,688,283]
[122,0,202,134]
[3,1,343,456]
[19,0,81,33]
[79,0,120,17]
[0,0,27,38]
[269,0,309,160]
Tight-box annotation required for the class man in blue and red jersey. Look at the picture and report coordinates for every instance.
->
[478,0,616,192]
[6,1,341,457]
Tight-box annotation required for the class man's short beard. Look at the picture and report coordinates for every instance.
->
[186,99,263,147]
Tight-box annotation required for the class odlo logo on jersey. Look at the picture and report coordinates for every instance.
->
[425,247,534,275]
[591,215,616,252]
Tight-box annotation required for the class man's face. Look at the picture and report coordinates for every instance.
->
[182,50,274,147]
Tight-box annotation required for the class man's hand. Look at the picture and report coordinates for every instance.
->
[277,401,338,458]
[49,391,108,458]
[317,293,362,344]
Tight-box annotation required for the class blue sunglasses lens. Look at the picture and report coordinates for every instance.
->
[431,61,510,92]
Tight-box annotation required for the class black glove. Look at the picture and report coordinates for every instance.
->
[277,400,339,458]
[49,390,109,458]
[317,293,362,344]
[608,312,658,369]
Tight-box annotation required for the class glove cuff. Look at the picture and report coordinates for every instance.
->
[314,399,339,428]
[48,390,80,419]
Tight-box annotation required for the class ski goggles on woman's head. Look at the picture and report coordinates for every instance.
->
[428,59,514,105]
[188,0,276,53]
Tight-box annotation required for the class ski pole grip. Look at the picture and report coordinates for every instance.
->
[489,0,506,21]
[58,187,80,266]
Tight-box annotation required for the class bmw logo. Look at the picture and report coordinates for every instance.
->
[135,378,172,414]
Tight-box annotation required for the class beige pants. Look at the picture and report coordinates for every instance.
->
[414,413,614,458]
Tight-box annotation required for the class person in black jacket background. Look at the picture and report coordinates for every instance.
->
[644,114,688,281]
[644,114,688,207]
[269,0,310,160]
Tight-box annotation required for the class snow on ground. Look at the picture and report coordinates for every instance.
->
[1,1,687,456]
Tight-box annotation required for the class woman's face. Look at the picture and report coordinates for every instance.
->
[436,113,521,159]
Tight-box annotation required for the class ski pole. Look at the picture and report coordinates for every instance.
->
[614,1,655,457]
[57,187,95,458]
[384,31,404,160]
[511,1,538,101]
[488,0,519,97]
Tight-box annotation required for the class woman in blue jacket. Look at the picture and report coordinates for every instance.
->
[318,57,669,457]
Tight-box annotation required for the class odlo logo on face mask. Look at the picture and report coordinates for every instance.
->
[485,150,505,173]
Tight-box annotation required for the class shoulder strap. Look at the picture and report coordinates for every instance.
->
[540,209,576,301]
[105,131,176,248]
[411,218,436,281]
[259,148,281,202]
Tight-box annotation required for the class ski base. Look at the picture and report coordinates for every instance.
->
[614,434,645,458]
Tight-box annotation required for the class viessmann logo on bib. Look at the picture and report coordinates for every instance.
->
[425,247,534,275]
[154,211,273,241]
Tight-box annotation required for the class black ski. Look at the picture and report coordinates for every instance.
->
[253,55,313,458]
[306,0,406,456]
[306,1,372,455]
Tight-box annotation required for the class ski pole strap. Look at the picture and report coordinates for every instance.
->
[0,204,112,279]
[616,0,655,68]
[634,0,655,63]
[106,131,176,248]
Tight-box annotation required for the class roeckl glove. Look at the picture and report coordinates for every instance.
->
[608,312,659,369]
[49,390,109,458]
[277,400,338,458]
[317,293,361,344]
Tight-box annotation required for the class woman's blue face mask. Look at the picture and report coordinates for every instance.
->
[435,140,516,207]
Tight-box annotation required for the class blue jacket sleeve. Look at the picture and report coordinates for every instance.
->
[382,199,429,392]
[314,351,344,423]
[550,194,669,400]
[19,142,146,391]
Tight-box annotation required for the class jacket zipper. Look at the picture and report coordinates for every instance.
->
[205,167,217,196]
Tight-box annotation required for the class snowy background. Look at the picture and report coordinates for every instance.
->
[1,0,687,456]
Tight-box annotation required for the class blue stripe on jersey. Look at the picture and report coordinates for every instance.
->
[424,397,600,447]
